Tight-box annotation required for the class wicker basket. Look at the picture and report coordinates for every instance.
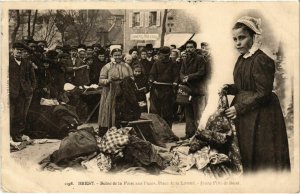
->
[176,84,192,105]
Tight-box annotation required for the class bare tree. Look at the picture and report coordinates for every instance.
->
[27,10,31,37]
[31,10,38,37]
[71,10,100,44]
[34,10,60,47]
[160,9,168,47]
[11,10,21,43]
[55,10,74,44]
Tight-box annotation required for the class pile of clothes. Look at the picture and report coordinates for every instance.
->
[39,93,243,177]
[39,126,168,174]
[25,103,80,139]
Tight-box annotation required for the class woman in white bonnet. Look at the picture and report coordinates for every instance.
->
[222,16,290,172]
[98,48,133,136]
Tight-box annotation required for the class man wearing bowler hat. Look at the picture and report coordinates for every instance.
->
[9,42,36,142]
[149,46,179,128]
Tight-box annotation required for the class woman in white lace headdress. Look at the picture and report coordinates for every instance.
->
[222,16,290,172]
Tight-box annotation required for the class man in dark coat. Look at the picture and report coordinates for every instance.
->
[146,44,155,67]
[149,46,179,128]
[89,50,106,84]
[9,42,36,141]
[200,42,212,105]
[58,52,74,84]
[60,49,89,86]
[46,50,67,102]
[180,40,208,139]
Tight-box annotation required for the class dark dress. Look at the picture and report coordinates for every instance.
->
[227,49,290,172]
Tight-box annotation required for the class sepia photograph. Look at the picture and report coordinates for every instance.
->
[1,1,299,193]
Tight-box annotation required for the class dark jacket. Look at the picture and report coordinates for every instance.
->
[61,58,75,83]
[180,52,207,96]
[89,58,106,84]
[149,59,179,84]
[140,59,153,78]
[9,56,36,98]
[63,57,90,86]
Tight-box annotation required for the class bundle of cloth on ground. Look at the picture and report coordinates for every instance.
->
[39,94,243,177]
[25,103,80,139]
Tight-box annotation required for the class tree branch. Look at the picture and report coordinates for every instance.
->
[27,10,32,37]
[11,10,20,43]
[31,10,38,37]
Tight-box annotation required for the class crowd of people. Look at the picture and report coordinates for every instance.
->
[9,15,292,173]
[9,39,211,142]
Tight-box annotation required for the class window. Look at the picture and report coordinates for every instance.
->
[133,12,140,27]
[149,11,157,26]
[129,11,157,28]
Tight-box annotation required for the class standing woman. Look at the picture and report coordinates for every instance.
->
[98,48,133,136]
[223,16,290,172]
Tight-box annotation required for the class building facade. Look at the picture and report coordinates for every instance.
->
[124,9,200,53]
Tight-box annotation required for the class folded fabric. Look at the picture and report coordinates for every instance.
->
[40,98,60,106]
[81,153,112,172]
[98,127,132,155]
[194,146,210,170]
[170,147,195,173]
[172,146,190,155]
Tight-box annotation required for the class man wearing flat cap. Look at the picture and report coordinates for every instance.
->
[9,42,36,142]
[62,47,89,86]
[149,46,179,128]
[180,40,208,139]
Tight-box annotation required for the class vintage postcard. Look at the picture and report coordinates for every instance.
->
[0,1,299,193]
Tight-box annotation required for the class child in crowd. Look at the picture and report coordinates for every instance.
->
[132,64,149,113]
[124,54,133,68]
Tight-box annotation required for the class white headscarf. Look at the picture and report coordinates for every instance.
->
[237,16,263,58]
[237,16,262,35]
